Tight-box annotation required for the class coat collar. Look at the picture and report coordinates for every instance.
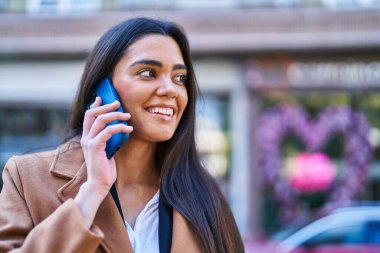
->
[50,139,133,253]
[49,139,84,179]
[49,139,202,253]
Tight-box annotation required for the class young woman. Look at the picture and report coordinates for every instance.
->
[0,17,244,253]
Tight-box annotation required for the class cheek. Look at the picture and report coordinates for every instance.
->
[119,89,135,109]
[113,77,133,107]
[117,84,145,112]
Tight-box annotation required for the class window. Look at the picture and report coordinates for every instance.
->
[302,224,366,247]
[27,0,100,14]
[0,105,69,191]
[366,221,380,244]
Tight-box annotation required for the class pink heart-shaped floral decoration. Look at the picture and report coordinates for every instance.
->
[256,106,372,222]
[285,152,337,193]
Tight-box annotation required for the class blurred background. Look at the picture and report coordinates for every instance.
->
[1,0,380,252]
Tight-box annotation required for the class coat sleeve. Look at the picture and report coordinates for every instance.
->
[0,157,104,253]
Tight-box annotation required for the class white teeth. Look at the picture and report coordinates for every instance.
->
[148,107,174,117]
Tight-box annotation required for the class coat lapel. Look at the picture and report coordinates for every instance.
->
[51,140,133,253]
[171,210,202,253]
[50,140,202,253]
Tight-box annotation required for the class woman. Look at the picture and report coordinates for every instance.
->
[0,17,244,253]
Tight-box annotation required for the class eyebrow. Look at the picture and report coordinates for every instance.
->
[129,59,187,71]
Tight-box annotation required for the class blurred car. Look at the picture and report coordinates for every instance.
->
[245,205,380,253]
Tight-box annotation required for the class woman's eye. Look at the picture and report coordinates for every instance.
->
[174,74,187,85]
[138,69,155,78]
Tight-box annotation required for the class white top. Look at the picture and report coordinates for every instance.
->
[125,191,160,253]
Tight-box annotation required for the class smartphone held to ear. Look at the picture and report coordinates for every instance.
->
[88,78,129,159]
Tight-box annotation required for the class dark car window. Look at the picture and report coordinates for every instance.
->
[302,224,365,247]
[366,221,380,244]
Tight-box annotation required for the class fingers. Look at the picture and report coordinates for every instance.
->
[81,97,124,146]
[87,112,131,140]
[92,124,133,148]
[82,97,102,140]
[89,98,121,117]
[89,96,102,109]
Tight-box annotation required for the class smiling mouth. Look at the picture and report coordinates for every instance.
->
[146,107,175,117]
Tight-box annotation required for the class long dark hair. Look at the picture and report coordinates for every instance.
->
[66,17,244,253]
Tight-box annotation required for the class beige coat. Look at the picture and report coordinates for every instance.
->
[0,140,201,253]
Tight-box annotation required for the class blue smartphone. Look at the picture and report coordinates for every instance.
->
[88,77,129,159]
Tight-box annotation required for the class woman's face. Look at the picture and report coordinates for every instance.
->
[112,34,188,142]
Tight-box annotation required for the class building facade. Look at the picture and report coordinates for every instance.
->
[1,0,380,239]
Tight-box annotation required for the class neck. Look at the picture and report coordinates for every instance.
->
[114,136,159,189]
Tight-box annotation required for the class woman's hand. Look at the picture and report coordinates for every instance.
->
[81,96,132,191]
[75,96,132,227]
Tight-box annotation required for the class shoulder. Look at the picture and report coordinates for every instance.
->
[172,209,203,253]
[3,139,83,191]
[4,149,57,185]
[8,149,57,173]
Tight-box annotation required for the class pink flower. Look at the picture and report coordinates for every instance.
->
[285,152,337,193]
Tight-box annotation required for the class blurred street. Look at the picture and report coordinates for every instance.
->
[1,0,380,252]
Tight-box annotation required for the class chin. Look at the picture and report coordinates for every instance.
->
[155,133,175,142]
[140,129,175,142]
[149,126,177,141]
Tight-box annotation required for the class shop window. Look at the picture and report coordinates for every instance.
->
[27,0,100,14]
[0,105,69,191]
[196,95,231,192]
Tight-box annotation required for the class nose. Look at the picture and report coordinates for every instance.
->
[156,77,178,98]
